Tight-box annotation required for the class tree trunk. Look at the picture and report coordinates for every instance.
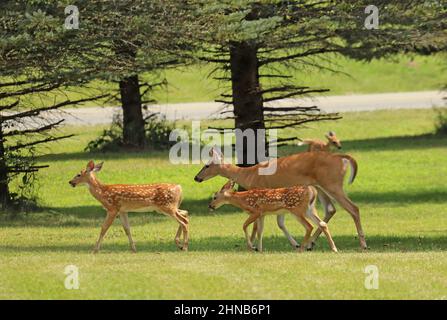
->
[0,125,10,209]
[119,74,145,148]
[229,41,266,166]
[115,43,145,148]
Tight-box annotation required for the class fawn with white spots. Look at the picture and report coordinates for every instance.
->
[208,181,338,253]
[298,131,342,152]
[69,161,189,253]
[195,147,364,250]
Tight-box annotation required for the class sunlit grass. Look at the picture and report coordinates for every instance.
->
[0,109,446,299]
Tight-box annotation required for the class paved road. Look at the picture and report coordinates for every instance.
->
[36,90,447,126]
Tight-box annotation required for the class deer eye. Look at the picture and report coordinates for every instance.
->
[76,174,81,177]
[205,164,210,168]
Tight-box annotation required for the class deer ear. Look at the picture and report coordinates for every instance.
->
[86,160,95,172]
[93,162,103,172]
[220,180,233,191]
[210,147,222,163]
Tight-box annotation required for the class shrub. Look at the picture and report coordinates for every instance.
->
[434,107,447,135]
[85,111,176,152]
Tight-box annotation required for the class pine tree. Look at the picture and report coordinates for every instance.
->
[197,0,446,164]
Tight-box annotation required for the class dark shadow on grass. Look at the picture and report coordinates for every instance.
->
[0,199,235,228]
[51,198,234,218]
[37,150,169,162]
[1,187,446,228]
[350,190,447,204]
[41,134,446,164]
[338,133,446,152]
[0,234,445,254]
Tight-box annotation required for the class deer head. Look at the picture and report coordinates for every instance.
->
[208,180,235,211]
[325,131,342,149]
[69,160,103,187]
[194,147,223,183]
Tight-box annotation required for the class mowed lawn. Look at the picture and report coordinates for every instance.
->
[0,109,446,299]
[47,53,446,106]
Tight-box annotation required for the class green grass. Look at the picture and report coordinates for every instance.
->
[154,54,447,103]
[1,109,447,299]
[40,53,446,107]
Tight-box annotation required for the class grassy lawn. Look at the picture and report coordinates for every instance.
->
[154,54,446,103]
[46,53,446,107]
[0,109,447,299]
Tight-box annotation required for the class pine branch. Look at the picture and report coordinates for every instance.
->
[1,94,110,122]
[263,89,330,102]
[7,134,74,152]
[214,99,232,104]
[260,48,339,66]
[263,106,320,112]
[0,83,60,100]
[0,99,20,111]
[3,120,65,138]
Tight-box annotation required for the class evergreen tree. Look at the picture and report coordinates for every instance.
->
[197,0,446,164]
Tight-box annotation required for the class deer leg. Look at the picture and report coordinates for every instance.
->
[294,214,313,253]
[174,225,183,249]
[306,205,338,252]
[250,220,258,246]
[277,214,300,249]
[256,216,265,253]
[119,212,136,253]
[175,209,189,245]
[163,208,189,251]
[93,211,116,254]
[243,213,261,251]
[325,187,367,250]
[176,210,189,251]
[307,190,336,250]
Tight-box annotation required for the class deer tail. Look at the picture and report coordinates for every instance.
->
[339,154,358,185]
[297,138,310,146]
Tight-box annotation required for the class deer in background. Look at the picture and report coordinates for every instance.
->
[69,161,189,253]
[194,148,366,250]
[298,131,342,152]
[208,181,338,253]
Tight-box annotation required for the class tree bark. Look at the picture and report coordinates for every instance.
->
[229,41,266,166]
[119,74,145,148]
[0,124,10,209]
[115,43,145,148]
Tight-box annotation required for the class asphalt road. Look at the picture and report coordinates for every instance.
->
[22,90,447,126]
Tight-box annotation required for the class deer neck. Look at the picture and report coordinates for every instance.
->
[217,164,258,189]
[225,192,248,211]
[87,174,107,204]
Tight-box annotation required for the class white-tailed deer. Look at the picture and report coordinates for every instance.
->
[208,181,338,253]
[298,131,342,152]
[69,161,189,253]
[194,148,366,250]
